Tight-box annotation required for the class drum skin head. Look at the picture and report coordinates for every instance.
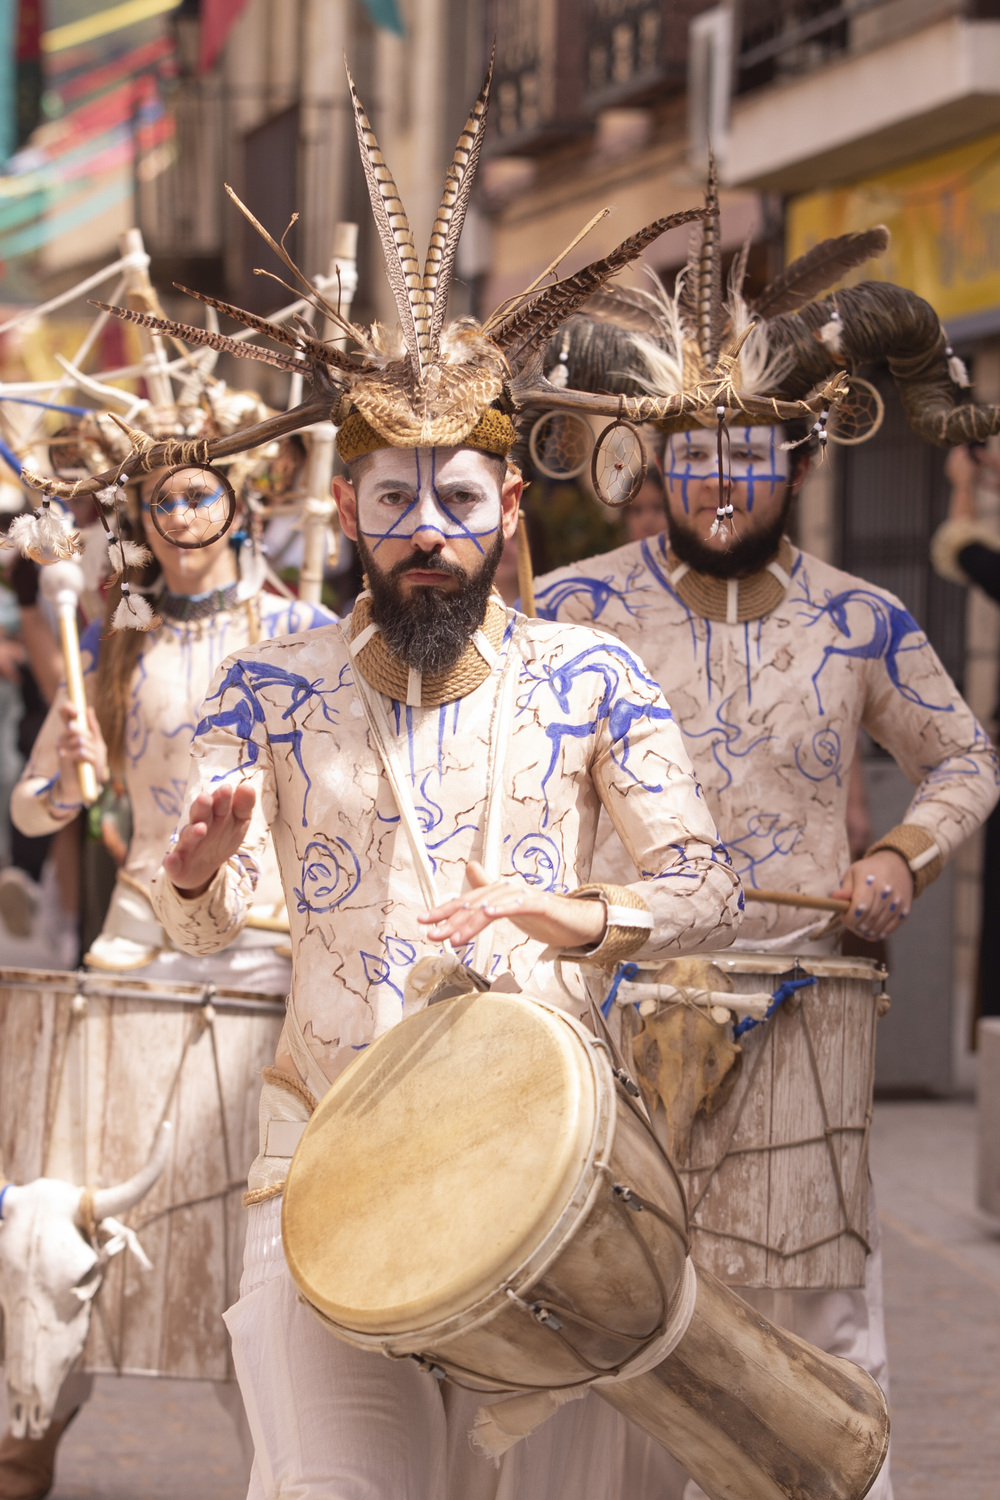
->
[282,992,598,1334]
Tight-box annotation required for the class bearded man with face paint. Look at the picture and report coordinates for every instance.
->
[137,55,746,1485]
[534,415,998,1500]
[146,407,743,1497]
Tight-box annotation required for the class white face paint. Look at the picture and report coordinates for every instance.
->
[354,447,503,557]
[664,425,789,514]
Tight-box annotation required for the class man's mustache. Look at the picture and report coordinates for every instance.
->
[390,550,467,582]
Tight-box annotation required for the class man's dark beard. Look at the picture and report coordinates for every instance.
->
[357,529,504,674]
[666,485,794,579]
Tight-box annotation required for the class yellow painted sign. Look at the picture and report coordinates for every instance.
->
[786,131,1000,323]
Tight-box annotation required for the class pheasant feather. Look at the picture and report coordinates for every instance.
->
[89,303,308,374]
[174,285,357,371]
[346,65,429,375]
[424,54,493,345]
[492,206,708,368]
[694,149,723,365]
[752,226,890,319]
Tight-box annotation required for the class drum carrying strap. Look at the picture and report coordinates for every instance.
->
[472,1257,700,1460]
[345,616,523,982]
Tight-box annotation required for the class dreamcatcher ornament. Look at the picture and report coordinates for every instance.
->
[146,464,237,549]
[528,411,592,479]
[591,416,646,507]
[826,375,885,446]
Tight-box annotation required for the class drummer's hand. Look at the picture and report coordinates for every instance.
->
[163,783,256,897]
[832,851,913,939]
[419,861,605,950]
[55,703,108,805]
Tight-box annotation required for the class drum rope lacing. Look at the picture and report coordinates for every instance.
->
[657,959,876,1264]
[38,980,252,1374]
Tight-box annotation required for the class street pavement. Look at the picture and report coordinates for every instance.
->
[0,1100,993,1498]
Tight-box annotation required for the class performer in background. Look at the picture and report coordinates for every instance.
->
[932,441,1000,1019]
[4,412,334,1500]
[125,66,746,1499]
[533,198,1000,1500]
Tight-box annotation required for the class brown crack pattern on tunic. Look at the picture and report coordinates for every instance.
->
[152,611,743,1083]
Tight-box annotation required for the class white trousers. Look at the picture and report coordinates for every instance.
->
[225,1197,671,1500]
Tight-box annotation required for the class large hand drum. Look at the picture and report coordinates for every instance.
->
[283,993,888,1500]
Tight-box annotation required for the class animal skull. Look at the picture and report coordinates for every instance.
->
[0,1122,171,1437]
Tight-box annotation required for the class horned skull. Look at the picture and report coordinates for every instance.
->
[0,1122,171,1437]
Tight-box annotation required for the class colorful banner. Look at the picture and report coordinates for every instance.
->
[42,0,180,54]
[360,0,404,35]
[0,0,16,164]
[15,0,42,148]
[786,130,1000,325]
[198,0,252,73]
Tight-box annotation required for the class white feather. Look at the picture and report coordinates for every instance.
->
[819,318,844,358]
[624,332,686,398]
[110,591,159,632]
[108,537,152,576]
[731,320,795,398]
[3,505,81,561]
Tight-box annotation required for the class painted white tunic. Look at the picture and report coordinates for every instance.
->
[534,536,999,946]
[151,610,743,1085]
[12,594,334,974]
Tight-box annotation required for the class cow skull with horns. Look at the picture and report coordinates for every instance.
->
[0,1121,171,1437]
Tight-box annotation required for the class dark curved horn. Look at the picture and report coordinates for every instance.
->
[770,281,1000,446]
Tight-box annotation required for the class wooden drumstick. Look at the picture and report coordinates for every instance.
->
[744,888,849,915]
[40,561,99,806]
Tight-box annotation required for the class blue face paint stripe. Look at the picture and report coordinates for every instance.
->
[366,448,496,552]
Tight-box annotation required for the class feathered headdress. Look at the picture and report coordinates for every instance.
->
[527,154,999,449]
[11,57,707,514]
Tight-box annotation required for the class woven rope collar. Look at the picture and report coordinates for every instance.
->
[664,536,794,624]
[349,592,508,707]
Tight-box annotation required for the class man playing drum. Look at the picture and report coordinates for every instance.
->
[5,409,334,1499]
[139,67,745,1500]
[531,202,1000,1499]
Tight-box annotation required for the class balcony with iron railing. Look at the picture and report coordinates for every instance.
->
[726,0,1000,189]
[486,0,708,153]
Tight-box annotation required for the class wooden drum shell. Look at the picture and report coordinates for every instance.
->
[0,968,284,1380]
[628,954,885,1289]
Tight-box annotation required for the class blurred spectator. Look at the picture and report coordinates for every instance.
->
[625,461,667,544]
[932,444,1000,1018]
[0,552,81,954]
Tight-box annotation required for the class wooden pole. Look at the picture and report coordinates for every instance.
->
[299,222,358,606]
[515,514,535,617]
[117,227,175,417]
[41,562,98,806]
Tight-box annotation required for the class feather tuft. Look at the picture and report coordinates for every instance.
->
[109,590,160,633]
[753,226,890,319]
[108,537,152,577]
[946,346,971,388]
[3,505,82,562]
[818,315,844,358]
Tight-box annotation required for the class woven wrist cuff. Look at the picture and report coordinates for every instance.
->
[566,883,653,965]
[865,824,943,898]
